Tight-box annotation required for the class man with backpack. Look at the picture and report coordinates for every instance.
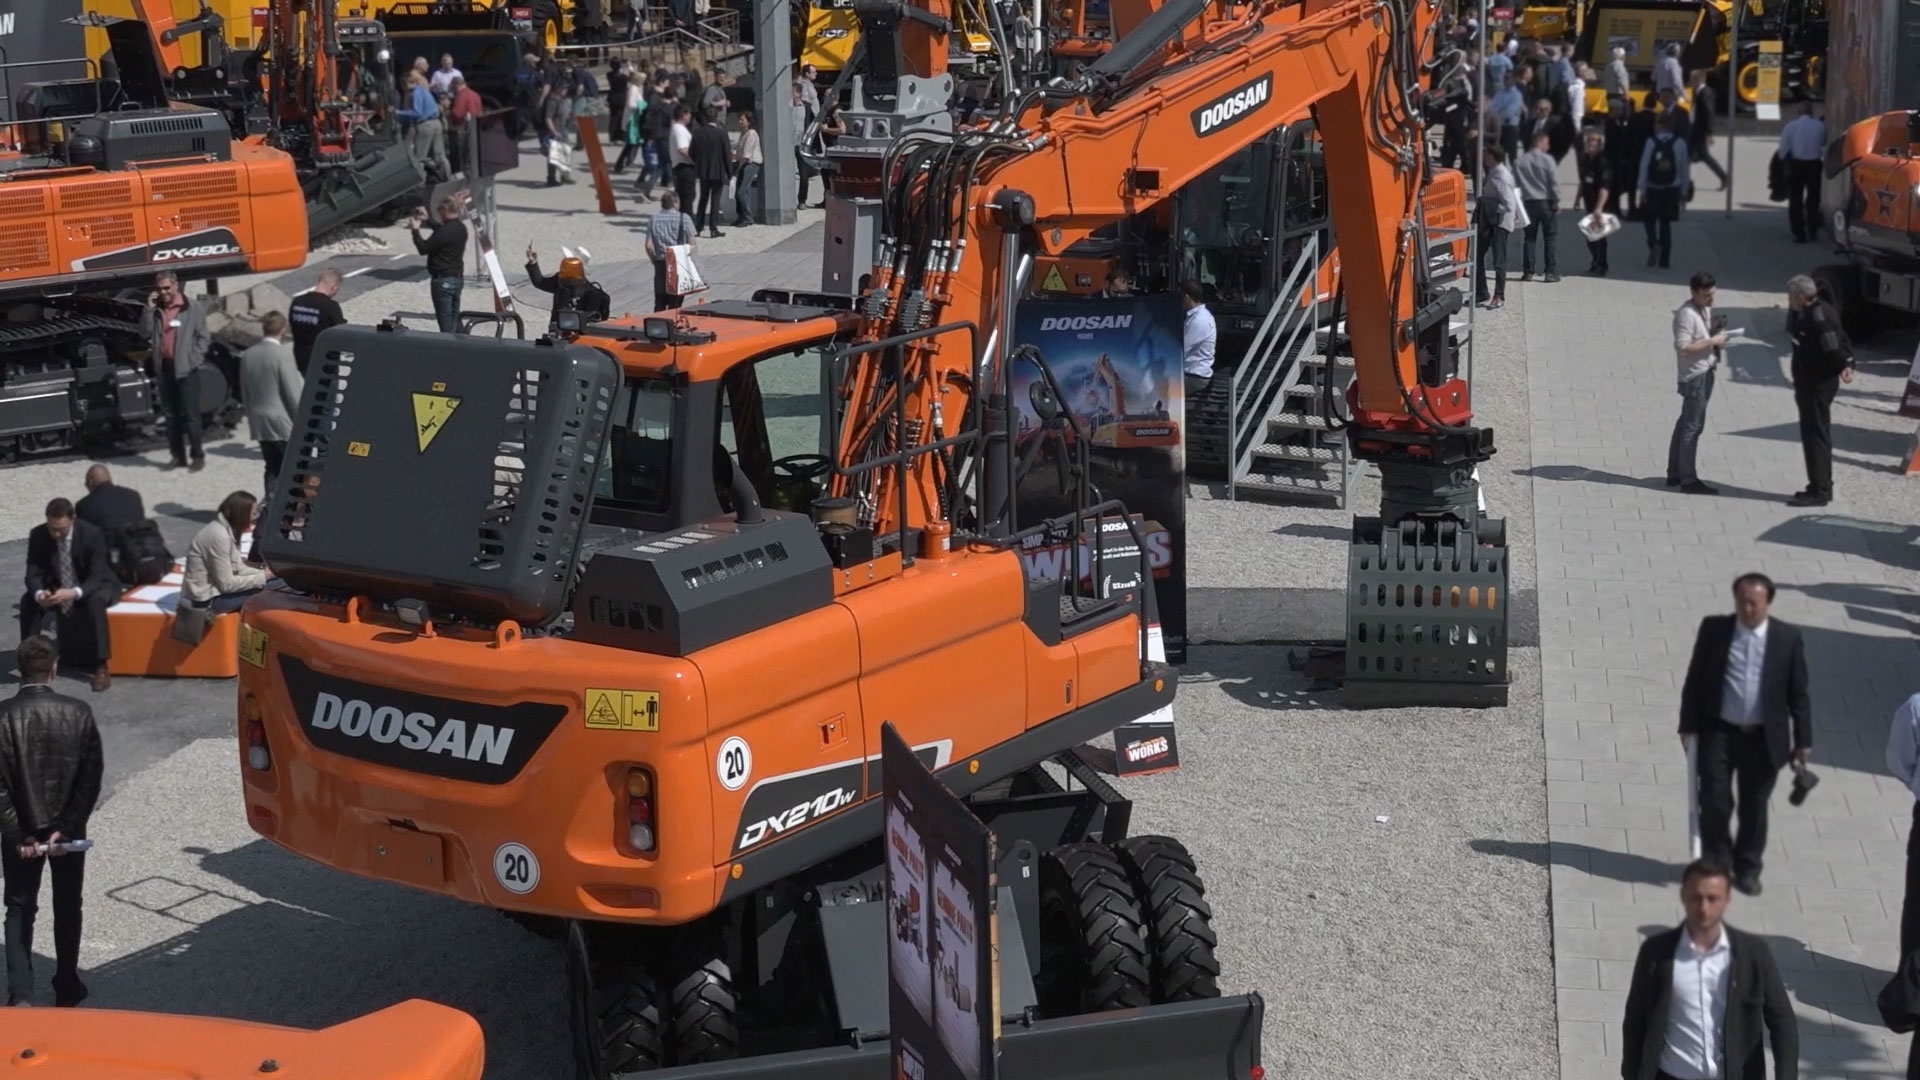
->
[74,465,170,588]
[1637,109,1689,268]
[1784,275,1855,507]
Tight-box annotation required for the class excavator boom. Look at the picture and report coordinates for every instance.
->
[840,0,1508,705]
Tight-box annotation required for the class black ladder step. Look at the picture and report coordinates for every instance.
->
[1253,442,1342,462]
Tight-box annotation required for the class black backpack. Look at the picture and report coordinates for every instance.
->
[1646,135,1678,187]
[113,518,174,586]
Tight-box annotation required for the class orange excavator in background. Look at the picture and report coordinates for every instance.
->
[1820,109,1920,337]
[0,0,307,462]
[229,2,1500,1080]
[1088,353,1180,447]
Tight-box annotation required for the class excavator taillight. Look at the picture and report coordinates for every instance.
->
[625,768,656,852]
[243,697,269,771]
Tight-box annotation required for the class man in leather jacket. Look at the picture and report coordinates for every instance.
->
[0,636,103,1006]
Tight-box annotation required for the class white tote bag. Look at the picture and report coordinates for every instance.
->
[666,244,708,295]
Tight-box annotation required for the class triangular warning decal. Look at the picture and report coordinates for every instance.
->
[1041,264,1067,293]
[584,690,621,729]
[411,392,460,452]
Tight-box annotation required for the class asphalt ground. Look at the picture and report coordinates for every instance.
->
[0,125,1567,1078]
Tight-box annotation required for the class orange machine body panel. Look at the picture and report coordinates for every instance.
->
[0,139,308,297]
[236,308,1152,927]
[0,999,485,1080]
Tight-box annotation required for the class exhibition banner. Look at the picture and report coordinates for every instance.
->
[1011,294,1189,661]
[885,722,999,1080]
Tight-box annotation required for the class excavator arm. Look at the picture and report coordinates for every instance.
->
[838,0,1508,705]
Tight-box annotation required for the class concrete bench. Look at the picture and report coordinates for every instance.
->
[106,531,253,680]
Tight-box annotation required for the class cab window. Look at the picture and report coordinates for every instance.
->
[595,377,675,513]
[716,343,839,512]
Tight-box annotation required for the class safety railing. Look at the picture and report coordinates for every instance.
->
[1223,234,1321,499]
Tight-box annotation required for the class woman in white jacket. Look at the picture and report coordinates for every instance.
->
[1475,145,1525,309]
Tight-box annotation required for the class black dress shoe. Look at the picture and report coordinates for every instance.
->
[1733,873,1761,897]
[1680,481,1718,495]
[1666,478,1682,488]
[1788,491,1830,507]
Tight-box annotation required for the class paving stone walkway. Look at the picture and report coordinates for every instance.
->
[1510,136,1920,1079]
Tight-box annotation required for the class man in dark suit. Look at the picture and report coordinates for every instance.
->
[74,464,143,536]
[1680,573,1812,896]
[73,464,146,585]
[1621,860,1797,1080]
[18,499,120,693]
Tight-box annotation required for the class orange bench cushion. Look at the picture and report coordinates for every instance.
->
[106,531,253,679]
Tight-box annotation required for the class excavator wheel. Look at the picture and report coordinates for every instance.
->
[1034,842,1153,1018]
[1810,264,1871,340]
[568,920,667,1078]
[661,929,741,1065]
[1112,836,1222,1003]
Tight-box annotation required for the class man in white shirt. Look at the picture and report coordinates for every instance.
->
[669,104,697,217]
[429,54,462,98]
[1679,572,1813,897]
[1776,102,1826,243]
[1179,280,1216,401]
[1885,691,1920,961]
[1621,860,1797,1080]
[1667,271,1729,494]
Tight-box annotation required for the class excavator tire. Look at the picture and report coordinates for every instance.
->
[568,920,666,1078]
[1113,836,1222,1003]
[665,956,741,1065]
[1035,841,1153,1017]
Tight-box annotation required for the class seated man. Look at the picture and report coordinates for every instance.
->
[183,492,269,614]
[74,464,170,586]
[19,498,119,692]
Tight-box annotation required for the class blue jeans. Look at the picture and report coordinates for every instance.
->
[734,162,761,224]
[1667,370,1714,484]
[431,276,463,334]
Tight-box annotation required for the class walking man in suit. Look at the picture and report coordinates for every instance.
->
[17,500,120,693]
[1621,859,1798,1080]
[1680,573,1812,897]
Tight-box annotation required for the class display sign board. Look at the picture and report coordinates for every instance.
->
[885,722,999,1080]
[1902,339,1920,420]
[1587,7,1700,69]
[1755,40,1785,121]
[1011,295,1189,662]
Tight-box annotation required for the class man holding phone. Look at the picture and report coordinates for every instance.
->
[1668,271,1729,495]
[141,271,210,471]
[409,198,468,334]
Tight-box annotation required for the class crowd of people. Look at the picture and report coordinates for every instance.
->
[1428,17,1824,308]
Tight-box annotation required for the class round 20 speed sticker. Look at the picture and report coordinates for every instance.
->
[717,736,752,791]
[494,842,541,895]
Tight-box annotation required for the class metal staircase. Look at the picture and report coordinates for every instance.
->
[1185,236,1357,506]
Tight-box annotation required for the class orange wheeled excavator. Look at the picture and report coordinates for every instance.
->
[229,0,1501,1078]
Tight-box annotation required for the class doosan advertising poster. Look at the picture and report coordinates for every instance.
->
[1011,295,1189,661]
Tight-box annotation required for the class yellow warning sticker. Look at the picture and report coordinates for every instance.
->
[411,393,461,452]
[237,622,268,669]
[583,688,661,732]
[348,441,371,457]
[1040,264,1067,293]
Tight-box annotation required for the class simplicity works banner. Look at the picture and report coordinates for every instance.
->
[1010,294,1189,662]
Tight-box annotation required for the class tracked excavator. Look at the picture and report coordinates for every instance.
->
[0,0,307,461]
[230,0,1502,1078]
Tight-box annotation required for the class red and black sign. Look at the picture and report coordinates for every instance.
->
[1112,721,1180,777]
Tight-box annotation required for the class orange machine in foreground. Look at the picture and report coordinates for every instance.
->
[0,999,484,1079]
[233,0,1499,1078]
[0,9,306,461]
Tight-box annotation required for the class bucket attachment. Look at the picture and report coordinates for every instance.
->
[306,141,426,238]
[1344,515,1510,708]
